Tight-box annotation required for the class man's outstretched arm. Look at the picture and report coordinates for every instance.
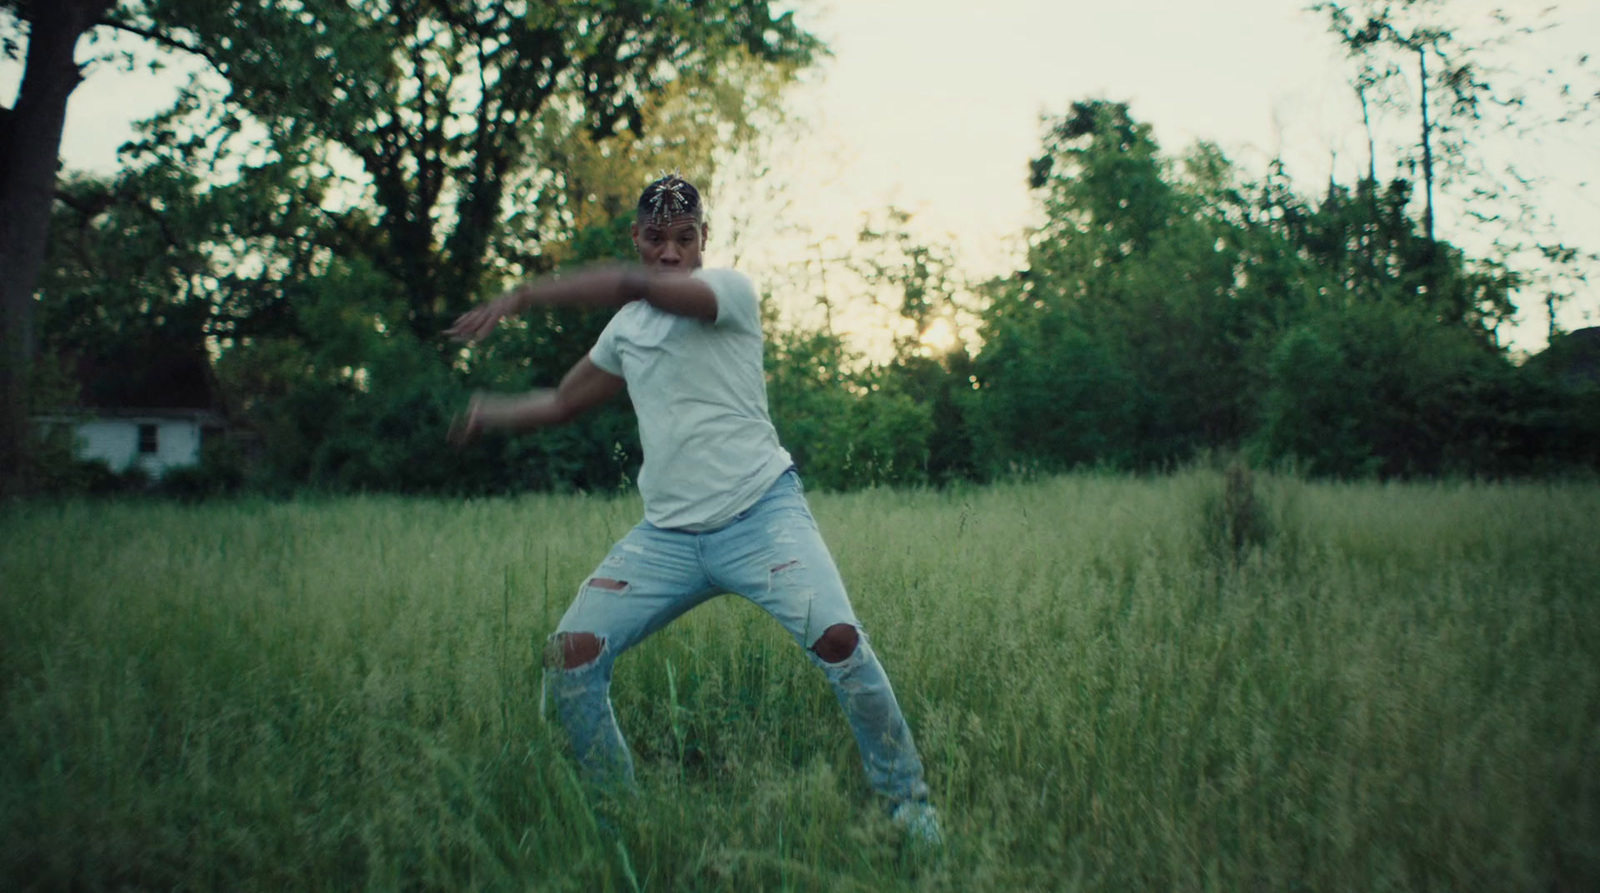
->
[445,265,716,343]
[448,356,625,445]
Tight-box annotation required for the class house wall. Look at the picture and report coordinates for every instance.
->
[76,417,205,479]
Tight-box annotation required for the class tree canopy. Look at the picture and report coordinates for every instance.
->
[9,3,1597,496]
[10,0,822,493]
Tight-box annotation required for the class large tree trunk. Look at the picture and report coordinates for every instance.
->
[0,0,113,496]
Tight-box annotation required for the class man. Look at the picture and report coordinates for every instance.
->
[445,173,940,844]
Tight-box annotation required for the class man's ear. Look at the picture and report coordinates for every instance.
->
[701,222,710,246]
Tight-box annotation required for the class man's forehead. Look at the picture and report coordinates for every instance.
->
[639,216,701,233]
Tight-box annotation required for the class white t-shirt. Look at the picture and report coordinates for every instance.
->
[589,267,794,531]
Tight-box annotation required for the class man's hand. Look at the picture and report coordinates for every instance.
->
[447,395,484,447]
[446,291,524,342]
[445,362,621,447]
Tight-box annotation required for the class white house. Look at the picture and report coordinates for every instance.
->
[38,344,226,482]
[40,408,225,481]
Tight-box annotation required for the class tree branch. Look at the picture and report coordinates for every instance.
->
[93,18,225,74]
[50,185,110,217]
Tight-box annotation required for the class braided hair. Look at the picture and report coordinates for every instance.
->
[636,171,704,226]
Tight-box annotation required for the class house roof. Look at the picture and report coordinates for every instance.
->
[35,408,226,425]
[69,340,220,412]
[1531,326,1600,388]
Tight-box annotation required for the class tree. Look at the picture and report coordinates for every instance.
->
[1313,0,1447,241]
[20,0,821,494]
[848,208,977,484]
[968,96,1541,479]
[0,0,115,496]
[974,102,1257,473]
[95,0,818,343]
[1252,300,1518,477]
[1310,0,1595,338]
[764,319,934,491]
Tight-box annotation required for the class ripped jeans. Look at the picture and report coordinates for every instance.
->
[543,469,930,806]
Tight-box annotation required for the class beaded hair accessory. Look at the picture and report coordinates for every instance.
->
[643,170,699,225]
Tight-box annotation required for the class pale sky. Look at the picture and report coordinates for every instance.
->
[4,0,1596,351]
[770,0,1600,352]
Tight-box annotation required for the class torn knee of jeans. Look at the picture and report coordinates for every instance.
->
[545,631,604,670]
[770,559,802,574]
[810,622,859,664]
[586,577,628,592]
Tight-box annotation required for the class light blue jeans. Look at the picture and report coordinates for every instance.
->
[543,469,930,806]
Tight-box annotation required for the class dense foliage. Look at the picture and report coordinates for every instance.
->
[10,5,1598,496]
[17,0,818,494]
[757,100,1595,490]
[964,100,1589,482]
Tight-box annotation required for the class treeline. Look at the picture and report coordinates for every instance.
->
[38,102,1600,496]
[15,0,820,496]
[14,4,1599,496]
[762,101,1599,490]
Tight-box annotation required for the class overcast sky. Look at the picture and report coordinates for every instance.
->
[4,0,1596,351]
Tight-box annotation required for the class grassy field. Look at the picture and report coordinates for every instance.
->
[2,471,1597,891]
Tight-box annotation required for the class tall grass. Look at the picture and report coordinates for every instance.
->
[2,472,1596,891]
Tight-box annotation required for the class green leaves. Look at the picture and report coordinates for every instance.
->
[968,98,1582,480]
[764,324,935,491]
[100,0,819,327]
[30,1,821,495]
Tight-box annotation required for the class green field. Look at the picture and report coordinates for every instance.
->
[3,472,1597,891]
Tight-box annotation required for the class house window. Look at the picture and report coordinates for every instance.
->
[138,424,158,455]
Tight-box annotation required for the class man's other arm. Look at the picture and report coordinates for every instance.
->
[446,266,715,342]
[448,356,625,444]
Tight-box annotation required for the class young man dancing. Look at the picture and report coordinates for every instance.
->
[445,173,939,843]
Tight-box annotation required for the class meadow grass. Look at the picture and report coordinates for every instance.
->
[2,471,1597,891]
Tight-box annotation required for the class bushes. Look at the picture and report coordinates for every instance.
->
[967,308,1140,477]
[764,326,935,491]
[1251,306,1596,479]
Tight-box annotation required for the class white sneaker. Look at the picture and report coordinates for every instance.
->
[891,800,944,849]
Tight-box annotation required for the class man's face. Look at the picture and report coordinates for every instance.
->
[632,216,707,272]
